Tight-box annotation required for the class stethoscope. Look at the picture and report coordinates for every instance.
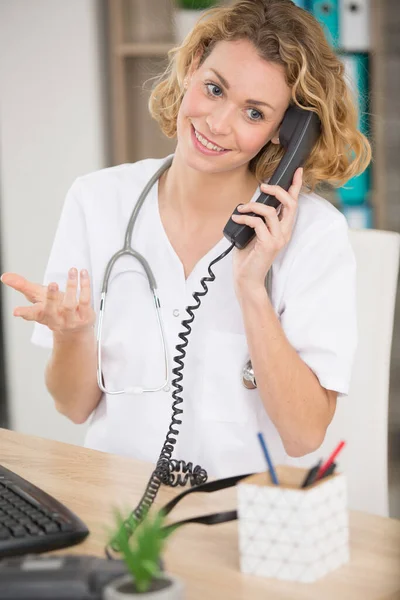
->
[96,154,257,395]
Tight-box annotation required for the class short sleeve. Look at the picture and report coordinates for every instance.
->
[31,179,91,349]
[279,219,357,397]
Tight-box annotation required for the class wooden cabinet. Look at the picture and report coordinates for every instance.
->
[107,0,176,165]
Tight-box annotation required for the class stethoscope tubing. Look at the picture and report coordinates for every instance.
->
[96,154,257,395]
[96,156,174,395]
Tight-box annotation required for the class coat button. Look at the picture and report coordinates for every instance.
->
[173,309,180,317]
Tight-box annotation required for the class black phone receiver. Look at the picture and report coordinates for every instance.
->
[223,105,321,249]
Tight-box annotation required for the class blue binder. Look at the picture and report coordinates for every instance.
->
[292,0,308,8]
[310,0,339,49]
[337,54,371,205]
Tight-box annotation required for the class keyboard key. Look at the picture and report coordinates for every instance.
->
[16,516,32,525]
[42,523,59,534]
[2,519,17,528]
[57,520,74,533]
[36,517,52,526]
[25,524,41,535]
[0,528,10,540]
[9,526,28,538]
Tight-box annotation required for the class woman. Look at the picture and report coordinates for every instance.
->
[1,0,370,480]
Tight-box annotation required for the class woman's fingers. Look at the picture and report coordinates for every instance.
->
[7,267,95,331]
[287,166,303,200]
[231,212,271,243]
[78,269,92,321]
[236,203,282,238]
[259,184,297,216]
[63,268,78,327]
[2,272,60,326]
[0,273,46,303]
[259,167,302,230]
[14,303,45,322]
[45,283,61,328]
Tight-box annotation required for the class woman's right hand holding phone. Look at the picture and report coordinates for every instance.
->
[0,268,96,336]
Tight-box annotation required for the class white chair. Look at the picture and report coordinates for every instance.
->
[319,229,400,516]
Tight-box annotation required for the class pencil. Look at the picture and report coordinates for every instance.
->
[257,432,279,485]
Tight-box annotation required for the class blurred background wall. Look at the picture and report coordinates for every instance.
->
[0,0,109,444]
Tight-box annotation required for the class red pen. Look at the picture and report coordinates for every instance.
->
[316,440,345,480]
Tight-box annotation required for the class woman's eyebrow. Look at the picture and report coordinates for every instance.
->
[209,68,276,111]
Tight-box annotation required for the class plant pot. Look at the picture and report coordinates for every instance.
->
[174,9,207,44]
[103,574,184,600]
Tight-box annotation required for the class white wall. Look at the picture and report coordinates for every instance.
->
[0,0,107,444]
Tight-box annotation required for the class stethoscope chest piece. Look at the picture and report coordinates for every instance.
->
[242,359,257,389]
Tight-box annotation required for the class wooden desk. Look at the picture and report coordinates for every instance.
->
[1,428,399,599]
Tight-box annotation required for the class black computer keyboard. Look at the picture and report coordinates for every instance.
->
[0,463,89,558]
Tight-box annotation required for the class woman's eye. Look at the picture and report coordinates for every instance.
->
[205,83,264,122]
[206,83,223,97]
[246,108,264,122]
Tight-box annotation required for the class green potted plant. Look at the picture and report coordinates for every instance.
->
[104,510,183,599]
[174,0,219,44]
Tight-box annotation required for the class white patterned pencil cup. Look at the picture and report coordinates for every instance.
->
[237,466,349,583]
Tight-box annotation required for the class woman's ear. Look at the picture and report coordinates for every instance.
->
[270,123,281,145]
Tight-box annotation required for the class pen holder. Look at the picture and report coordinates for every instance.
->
[237,466,349,583]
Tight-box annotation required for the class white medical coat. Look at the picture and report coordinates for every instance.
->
[32,155,357,478]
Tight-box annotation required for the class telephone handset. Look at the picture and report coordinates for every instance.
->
[223,105,321,249]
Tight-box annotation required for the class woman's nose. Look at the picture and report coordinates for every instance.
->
[206,105,234,137]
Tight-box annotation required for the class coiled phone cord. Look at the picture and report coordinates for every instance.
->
[107,242,235,555]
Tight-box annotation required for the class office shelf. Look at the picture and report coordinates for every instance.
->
[116,43,175,57]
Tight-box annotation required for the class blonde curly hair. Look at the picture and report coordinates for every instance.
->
[149,0,371,190]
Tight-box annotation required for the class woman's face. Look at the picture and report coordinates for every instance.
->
[176,39,292,175]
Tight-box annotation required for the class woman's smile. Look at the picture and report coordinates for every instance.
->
[191,123,231,156]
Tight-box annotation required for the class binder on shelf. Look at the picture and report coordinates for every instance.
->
[340,201,373,229]
[337,53,371,205]
[310,0,339,49]
[339,0,370,52]
[337,167,371,205]
[340,54,369,135]
[292,0,308,8]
